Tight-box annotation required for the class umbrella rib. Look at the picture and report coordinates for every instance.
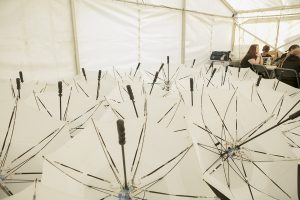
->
[208,96,234,142]
[3,179,39,184]
[63,87,72,121]
[140,145,192,179]
[221,158,230,189]
[0,182,13,196]
[104,97,125,119]
[42,157,115,196]
[0,106,16,162]
[156,103,177,123]
[0,103,18,169]
[243,148,293,160]
[72,79,79,93]
[170,66,180,81]
[282,133,300,148]
[10,128,60,163]
[166,100,182,128]
[199,86,226,153]
[133,145,192,196]
[251,161,291,199]
[76,82,89,97]
[145,71,163,81]
[4,125,66,177]
[142,189,215,199]
[33,91,41,111]
[256,90,267,112]
[240,160,255,200]
[10,79,16,98]
[270,95,284,117]
[131,123,145,172]
[132,121,147,182]
[238,115,273,143]
[277,99,300,124]
[36,96,52,117]
[69,103,100,123]
[91,119,122,185]
[54,161,111,183]
[197,143,220,155]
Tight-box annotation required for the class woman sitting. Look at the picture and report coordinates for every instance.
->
[280,48,300,88]
[241,44,263,68]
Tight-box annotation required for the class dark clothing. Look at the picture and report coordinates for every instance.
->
[240,55,256,68]
[261,53,272,57]
[280,55,300,87]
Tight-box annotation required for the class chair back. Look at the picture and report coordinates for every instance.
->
[274,68,300,88]
[252,64,271,79]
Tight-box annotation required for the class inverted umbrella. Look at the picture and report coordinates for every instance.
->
[41,112,216,199]
[187,87,300,200]
[0,98,69,198]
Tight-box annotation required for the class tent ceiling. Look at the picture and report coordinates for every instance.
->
[226,0,300,12]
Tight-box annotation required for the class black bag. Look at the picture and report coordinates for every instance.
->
[210,51,231,61]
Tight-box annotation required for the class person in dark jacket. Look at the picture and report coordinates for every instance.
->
[280,48,300,88]
[274,44,299,66]
[241,44,263,68]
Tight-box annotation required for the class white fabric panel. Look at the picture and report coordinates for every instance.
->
[241,22,278,48]
[76,0,139,70]
[227,0,287,11]
[185,13,213,64]
[211,18,233,51]
[0,0,75,82]
[185,13,233,65]
[140,7,182,68]
[277,19,300,51]
[142,0,183,9]
[186,0,232,16]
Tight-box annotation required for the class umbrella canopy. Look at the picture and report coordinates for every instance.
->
[41,112,216,199]
[0,98,69,197]
[2,181,85,200]
[186,87,299,200]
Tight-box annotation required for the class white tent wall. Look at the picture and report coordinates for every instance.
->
[75,0,139,70]
[76,0,233,71]
[0,0,76,82]
[0,0,233,81]
[139,6,182,69]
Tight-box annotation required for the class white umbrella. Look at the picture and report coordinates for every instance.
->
[2,180,85,200]
[41,112,216,199]
[0,98,69,197]
[186,88,300,200]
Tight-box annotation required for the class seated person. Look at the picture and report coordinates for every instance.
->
[241,44,263,68]
[274,44,299,66]
[280,48,300,88]
[261,45,272,64]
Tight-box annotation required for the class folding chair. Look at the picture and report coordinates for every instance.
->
[274,68,300,88]
[252,64,272,79]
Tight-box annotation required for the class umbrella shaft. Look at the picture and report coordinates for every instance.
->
[121,145,129,190]
[59,95,62,120]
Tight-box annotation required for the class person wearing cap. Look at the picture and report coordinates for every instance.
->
[261,45,272,65]
[279,48,300,87]
[274,44,300,66]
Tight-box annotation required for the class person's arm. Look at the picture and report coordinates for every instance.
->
[248,55,263,65]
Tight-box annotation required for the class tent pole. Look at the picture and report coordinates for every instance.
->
[70,0,81,75]
[277,36,300,49]
[238,4,300,14]
[219,0,237,15]
[230,18,236,52]
[237,25,276,49]
[274,17,281,50]
[181,0,186,64]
